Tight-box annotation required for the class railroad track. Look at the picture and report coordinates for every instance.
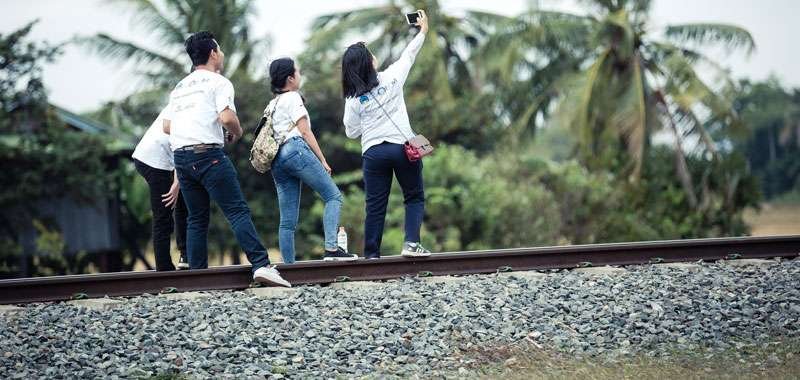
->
[1,235,798,305]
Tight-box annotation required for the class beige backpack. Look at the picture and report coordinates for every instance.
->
[249,95,295,173]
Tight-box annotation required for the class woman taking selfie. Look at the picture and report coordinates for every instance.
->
[341,10,431,258]
[267,57,356,263]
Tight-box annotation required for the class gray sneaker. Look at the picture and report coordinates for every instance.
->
[401,242,431,257]
[177,253,189,270]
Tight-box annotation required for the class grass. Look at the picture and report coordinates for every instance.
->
[744,201,800,237]
[456,339,800,380]
[772,190,800,205]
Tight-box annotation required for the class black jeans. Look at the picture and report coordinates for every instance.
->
[134,159,187,271]
[362,142,425,258]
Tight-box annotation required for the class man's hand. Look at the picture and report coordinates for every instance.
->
[219,108,242,143]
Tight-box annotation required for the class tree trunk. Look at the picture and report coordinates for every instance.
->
[656,92,698,209]
[666,115,698,208]
[768,126,777,163]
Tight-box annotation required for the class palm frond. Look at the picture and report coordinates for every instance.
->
[105,0,186,46]
[555,49,611,150]
[664,23,755,55]
[74,34,185,76]
[661,50,740,130]
[306,6,400,52]
[609,53,647,177]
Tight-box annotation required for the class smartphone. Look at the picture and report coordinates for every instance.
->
[406,11,420,25]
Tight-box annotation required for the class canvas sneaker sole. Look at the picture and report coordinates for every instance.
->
[323,255,358,261]
[401,250,431,257]
[253,272,292,288]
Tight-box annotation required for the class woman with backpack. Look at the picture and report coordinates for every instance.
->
[266,57,356,263]
[340,10,432,259]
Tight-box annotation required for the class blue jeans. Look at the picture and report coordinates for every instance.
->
[362,142,425,258]
[272,137,343,264]
[173,148,269,272]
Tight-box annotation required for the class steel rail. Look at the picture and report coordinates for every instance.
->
[1,235,798,304]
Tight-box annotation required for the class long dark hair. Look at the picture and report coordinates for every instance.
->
[341,42,379,98]
[269,57,296,94]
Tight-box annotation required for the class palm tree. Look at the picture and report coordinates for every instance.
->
[479,0,754,206]
[469,8,593,145]
[76,0,266,89]
[303,0,500,147]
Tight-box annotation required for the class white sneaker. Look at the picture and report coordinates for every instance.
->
[253,266,292,287]
[401,242,431,257]
[176,254,189,270]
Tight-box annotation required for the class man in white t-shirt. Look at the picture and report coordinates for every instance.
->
[163,31,289,287]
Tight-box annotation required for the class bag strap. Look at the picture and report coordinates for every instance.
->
[271,94,300,141]
[253,94,282,139]
[368,90,414,140]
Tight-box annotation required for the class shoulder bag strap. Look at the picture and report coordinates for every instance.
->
[253,94,282,138]
[368,90,414,140]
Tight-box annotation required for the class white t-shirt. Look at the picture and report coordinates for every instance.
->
[164,69,237,150]
[266,91,306,144]
[132,109,174,170]
[343,32,425,154]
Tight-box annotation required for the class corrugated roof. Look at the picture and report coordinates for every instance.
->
[52,105,109,134]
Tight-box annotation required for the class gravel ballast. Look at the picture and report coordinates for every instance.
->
[1,259,799,379]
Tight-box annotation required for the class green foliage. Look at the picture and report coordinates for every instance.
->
[0,22,113,210]
[0,20,59,132]
[76,0,265,89]
[0,21,120,276]
[0,237,21,276]
[329,145,562,254]
[0,122,113,209]
[63,0,763,265]
[733,78,800,199]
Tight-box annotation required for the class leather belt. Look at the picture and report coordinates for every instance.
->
[175,143,222,153]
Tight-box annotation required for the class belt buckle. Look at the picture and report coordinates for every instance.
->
[194,144,208,153]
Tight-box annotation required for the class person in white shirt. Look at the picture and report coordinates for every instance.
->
[163,31,290,287]
[266,57,356,263]
[341,10,431,258]
[132,109,188,270]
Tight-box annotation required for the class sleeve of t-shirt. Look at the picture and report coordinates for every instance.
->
[285,92,308,124]
[343,99,362,138]
[383,32,426,85]
[214,78,237,114]
[162,97,174,121]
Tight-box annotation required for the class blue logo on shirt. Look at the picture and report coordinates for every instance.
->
[358,95,369,104]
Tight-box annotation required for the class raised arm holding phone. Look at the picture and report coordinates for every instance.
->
[341,10,432,259]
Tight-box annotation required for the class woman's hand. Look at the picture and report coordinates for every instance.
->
[162,178,180,209]
[418,10,428,34]
[322,161,333,175]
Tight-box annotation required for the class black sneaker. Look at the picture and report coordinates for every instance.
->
[401,242,431,257]
[177,253,189,270]
[323,247,358,261]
